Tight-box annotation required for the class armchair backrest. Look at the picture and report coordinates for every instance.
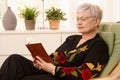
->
[98,23,120,77]
[98,22,112,32]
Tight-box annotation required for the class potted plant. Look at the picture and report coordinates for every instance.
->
[45,7,66,29]
[19,7,39,30]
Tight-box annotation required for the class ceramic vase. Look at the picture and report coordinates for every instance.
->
[2,7,17,30]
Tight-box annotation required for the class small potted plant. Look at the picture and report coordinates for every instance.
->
[19,7,39,30]
[45,7,66,29]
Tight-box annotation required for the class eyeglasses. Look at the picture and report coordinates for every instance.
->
[77,16,95,22]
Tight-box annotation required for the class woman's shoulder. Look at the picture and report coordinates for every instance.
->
[92,33,105,42]
[88,33,108,48]
[95,33,107,43]
[91,34,108,50]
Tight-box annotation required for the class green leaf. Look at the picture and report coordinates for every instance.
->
[91,73,98,78]
[60,73,66,77]
[71,71,78,77]
[69,53,76,61]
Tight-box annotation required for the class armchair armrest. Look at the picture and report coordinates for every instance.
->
[90,62,120,80]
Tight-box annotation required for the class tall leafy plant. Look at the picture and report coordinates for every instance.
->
[19,7,39,20]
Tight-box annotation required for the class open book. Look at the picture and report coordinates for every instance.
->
[26,43,53,63]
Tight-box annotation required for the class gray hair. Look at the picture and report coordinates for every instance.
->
[77,3,103,21]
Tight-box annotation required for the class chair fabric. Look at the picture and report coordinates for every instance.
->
[98,24,104,31]
[98,23,112,32]
[98,23,120,77]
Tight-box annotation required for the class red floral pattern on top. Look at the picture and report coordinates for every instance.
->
[81,68,92,80]
[81,64,92,80]
[57,52,67,64]
[50,43,107,80]
[61,67,76,75]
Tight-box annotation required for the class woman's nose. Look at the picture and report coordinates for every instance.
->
[77,20,82,25]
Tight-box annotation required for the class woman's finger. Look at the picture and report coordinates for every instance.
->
[36,56,45,63]
[33,61,42,69]
[33,63,38,68]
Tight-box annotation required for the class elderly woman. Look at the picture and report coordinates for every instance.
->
[0,3,109,80]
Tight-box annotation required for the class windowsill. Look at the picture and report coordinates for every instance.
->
[0,29,78,34]
[0,19,77,33]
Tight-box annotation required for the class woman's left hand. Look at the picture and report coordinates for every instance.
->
[35,56,55,74]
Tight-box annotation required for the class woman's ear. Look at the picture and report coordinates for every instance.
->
[95,18,101,27]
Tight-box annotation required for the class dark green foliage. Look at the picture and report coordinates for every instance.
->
[45,7,67,20]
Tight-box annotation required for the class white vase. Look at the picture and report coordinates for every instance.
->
[2,7,17,30]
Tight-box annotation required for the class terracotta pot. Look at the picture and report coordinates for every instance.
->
[25,20,35,30]
[49,20,60,30]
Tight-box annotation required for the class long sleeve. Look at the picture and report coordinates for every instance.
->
[50,34,109,80]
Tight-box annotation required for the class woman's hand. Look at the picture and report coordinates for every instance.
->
[33,58,42,69]
[35,56,55,74]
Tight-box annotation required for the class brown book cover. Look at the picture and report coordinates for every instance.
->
[26,43,53,63]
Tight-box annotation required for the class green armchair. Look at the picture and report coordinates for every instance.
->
[91,23,120,80]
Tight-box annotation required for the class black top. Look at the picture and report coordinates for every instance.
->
[50,33,109,80]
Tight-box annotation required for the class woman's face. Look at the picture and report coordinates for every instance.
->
[76,10,99,34]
